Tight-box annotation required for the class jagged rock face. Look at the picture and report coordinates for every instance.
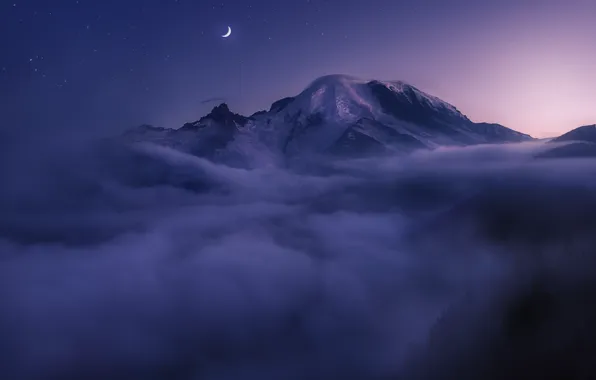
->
[201,103,249,127]
[269,97,295,113]
[180,103,249,131]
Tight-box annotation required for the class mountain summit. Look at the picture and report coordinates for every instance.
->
[255,74,531,156]
[180,103,249,130]
[121,74,533,166]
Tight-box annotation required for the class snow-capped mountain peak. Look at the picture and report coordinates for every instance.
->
[180,103,249,130]
[280,74,376,124]
[261,74,469,129]
[375,80,465,118]
[119,74,533,167]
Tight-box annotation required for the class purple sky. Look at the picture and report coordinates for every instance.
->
[1,0,594,138]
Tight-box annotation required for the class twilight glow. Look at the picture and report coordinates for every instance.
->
[1,1,594,137]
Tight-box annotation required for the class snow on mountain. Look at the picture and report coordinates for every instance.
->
[245,74,531,157]
[119,74,534,167]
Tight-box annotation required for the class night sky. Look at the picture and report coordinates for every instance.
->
[2,0,595,139]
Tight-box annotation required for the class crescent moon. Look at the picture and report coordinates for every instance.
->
[222,26,231,38]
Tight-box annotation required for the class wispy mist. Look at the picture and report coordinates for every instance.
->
[1,137,596,379]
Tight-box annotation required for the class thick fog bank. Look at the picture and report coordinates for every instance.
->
[1,139,596,379]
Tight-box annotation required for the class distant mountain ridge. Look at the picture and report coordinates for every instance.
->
[537,124,596,159]
[551,124,596,143]
[119,74,534,167]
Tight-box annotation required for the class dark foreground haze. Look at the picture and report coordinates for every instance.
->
[2,137,596,380]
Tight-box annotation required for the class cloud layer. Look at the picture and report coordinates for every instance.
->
[1,138,596,379]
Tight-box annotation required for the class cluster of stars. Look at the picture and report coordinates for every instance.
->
[3,1,204,90]
[2,0,347,122]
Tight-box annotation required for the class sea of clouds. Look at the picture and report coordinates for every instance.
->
[1,136,596,380]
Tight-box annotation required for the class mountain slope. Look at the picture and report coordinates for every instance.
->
[537,124,596,159]
[120,74,533,166]
[245,75,532,156]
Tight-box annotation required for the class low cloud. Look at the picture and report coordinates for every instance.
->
[200,97,227,105]
[1,137,596,379]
